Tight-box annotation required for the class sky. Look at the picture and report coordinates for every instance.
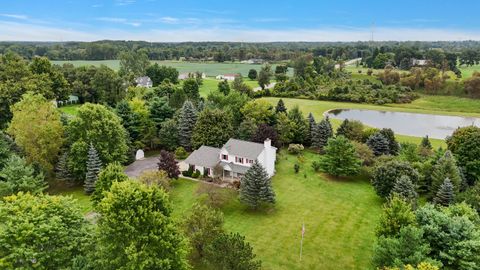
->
[0,0,480,42]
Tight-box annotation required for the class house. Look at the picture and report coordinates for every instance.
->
[241,59,264,64]
[134,76,153,88]
[178,72,206,80]
[411,59,428,67]
[183,138,277,181]
[215,73,240,81]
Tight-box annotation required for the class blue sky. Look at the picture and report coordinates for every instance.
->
[1,0,480,41]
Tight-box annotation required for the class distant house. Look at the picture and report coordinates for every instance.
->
[178,72,206,80]
[183,138,277,181]
[134,76,153,88]
[241,59,264,64]
[412,59,428,67]
[216,73,240,81]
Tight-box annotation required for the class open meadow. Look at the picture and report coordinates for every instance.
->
[52,60,293,78]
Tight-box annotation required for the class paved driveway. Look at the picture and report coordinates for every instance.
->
[124,156,160,178]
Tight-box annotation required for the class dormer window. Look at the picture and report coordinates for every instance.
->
[221,154,228,160]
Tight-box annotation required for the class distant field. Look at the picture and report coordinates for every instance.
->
[459,64,480,78]
[52,60,293,78]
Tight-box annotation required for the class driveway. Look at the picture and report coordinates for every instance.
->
[124,156,160,178]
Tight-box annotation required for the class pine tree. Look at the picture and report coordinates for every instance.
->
[420,135,433,149]
[379,128,399,155]
[306,113,316,146]
[434,178,455,206]
[430,150,462,197]
[239,161,275,209]
[178,101,197,151]
[336,119,350,137]
[312,118,333,150]
[391,175,418,205]
[275,99,287,114]
[366,132,390,156]
[85,143,102,194]
[55,151,72,181]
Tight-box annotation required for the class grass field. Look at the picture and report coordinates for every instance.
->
[51,60,293,78]
[199,77,261,97]
[58,104,81,116]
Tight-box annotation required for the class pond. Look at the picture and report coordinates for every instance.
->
[327,109,480,139]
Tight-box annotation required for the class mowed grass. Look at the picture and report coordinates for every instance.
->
[198,77,261,97]
[48,184,92,214]
[58,104,81,116]
[52,60,292,78]
[459,64,480,79]
[169,151,382,270]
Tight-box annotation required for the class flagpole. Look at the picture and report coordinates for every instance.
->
[300,221,305,261]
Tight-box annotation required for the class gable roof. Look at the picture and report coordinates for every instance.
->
[184,146,220,168]
[222,139,264,159]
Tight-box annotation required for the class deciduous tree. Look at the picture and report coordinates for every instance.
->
[318,136,361,177]
[158,150,180,179]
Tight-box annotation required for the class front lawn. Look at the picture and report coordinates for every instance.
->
[170,150,382,270]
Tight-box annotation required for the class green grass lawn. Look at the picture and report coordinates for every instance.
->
[52,60,293,78]
[48,183,92,214]
[459,64,480,79]
[198,77,263,97]
[169,151,382,270]
[58,104,81,116]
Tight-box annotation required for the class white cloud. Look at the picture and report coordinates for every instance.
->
[159,17,179,24]
[0,21,479,42]
[115,0,136,6]
[0,14,28,20]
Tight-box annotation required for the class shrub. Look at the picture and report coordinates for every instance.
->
[294,164,300,173]
[174,146,188,159]
[312,161,321,172]
[372,160,419,198]
[192,169,201,178]
[288,144,304,155]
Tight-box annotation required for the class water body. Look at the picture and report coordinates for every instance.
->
[327,109,480,139]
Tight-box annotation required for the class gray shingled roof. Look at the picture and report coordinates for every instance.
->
[222,139,264,159]
[184,146,220,167]
[219,161,250,174]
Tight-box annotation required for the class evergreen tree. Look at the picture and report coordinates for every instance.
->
[218,79,230,95]
[306,112,316,146]
[158,150,180,179]
[391,175,418,205]
[379,128,399,155]
[430,150,462,197]
[312,118,333,150]
[206,232,261,270]
[239,161,275,209]
[287,106,309,144]
[318,136,361,177]
[178,101,197,150]
[275,99,287,114]
[434,178,455,206]
[367,132,391,156]
[420,135,432,149]
[55,151,72,181]
[336,119,350,137]
[116,100,141,142]
[148,96,174,131]
[85,143,102,194]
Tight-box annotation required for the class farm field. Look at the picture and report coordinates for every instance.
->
[51,60,293,78]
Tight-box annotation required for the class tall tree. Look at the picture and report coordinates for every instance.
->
[115,100,142,142]
[95,180,189,270]
[251,124,279,148]
[84,144,102,195]
[318,136,361,177]
[148,96,174,131]
[275,113,295,146]
[275,99,287,114]
[178,101,197,150]
[446,126,480,183]
[158,119,179,151]
[287,106,309,144]
[430,150,462,197]
[158,150,180,179]
[239,161,275,209]
[0,193,90,269]
[118,50,150,78]
[433,178,455,206]
[145,64,179,85]
[218,79,231,95]
[367,132,391,156]
[183,78,200,100]
[205,232,261,270]
[257,64,272,90]
[7,92,64,173]
[91,162,129,205]
[241,99,274,125]
[312,118,333,150]
[67,103,128,180]
[191,108,234,148]
[379,128,399,155]
[0,155,45,197]
[372,160,420,198]
[91,65,125,105]
[306,112,316,146]
[183,203,224,259]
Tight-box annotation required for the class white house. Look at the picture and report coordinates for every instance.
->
[215,73,240,81]
[412,59,428,67]
[134,76,153,88]
[183,138,277,180]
